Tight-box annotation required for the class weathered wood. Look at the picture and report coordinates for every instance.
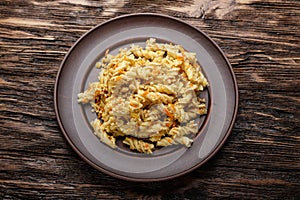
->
[0,0,299,199]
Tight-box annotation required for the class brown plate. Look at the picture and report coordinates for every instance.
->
[54,13,238,182]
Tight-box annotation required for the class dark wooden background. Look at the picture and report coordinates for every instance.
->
[1,0,299,199]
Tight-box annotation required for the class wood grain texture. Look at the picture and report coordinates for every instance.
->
[0,0,299,199]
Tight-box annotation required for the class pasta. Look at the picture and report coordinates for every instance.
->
[78,38,208,154]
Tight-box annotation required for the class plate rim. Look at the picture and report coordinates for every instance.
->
[54,13,239,182]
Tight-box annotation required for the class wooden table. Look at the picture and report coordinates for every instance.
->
[1,0,299,199]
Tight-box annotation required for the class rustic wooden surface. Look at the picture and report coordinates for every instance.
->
[1,0,299,199]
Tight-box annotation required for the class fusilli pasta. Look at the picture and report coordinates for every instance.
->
[78,38,208,154]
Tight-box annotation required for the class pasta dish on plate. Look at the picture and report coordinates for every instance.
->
[78,38,208,154]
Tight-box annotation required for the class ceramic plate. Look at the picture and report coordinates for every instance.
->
[54,13,238,181]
